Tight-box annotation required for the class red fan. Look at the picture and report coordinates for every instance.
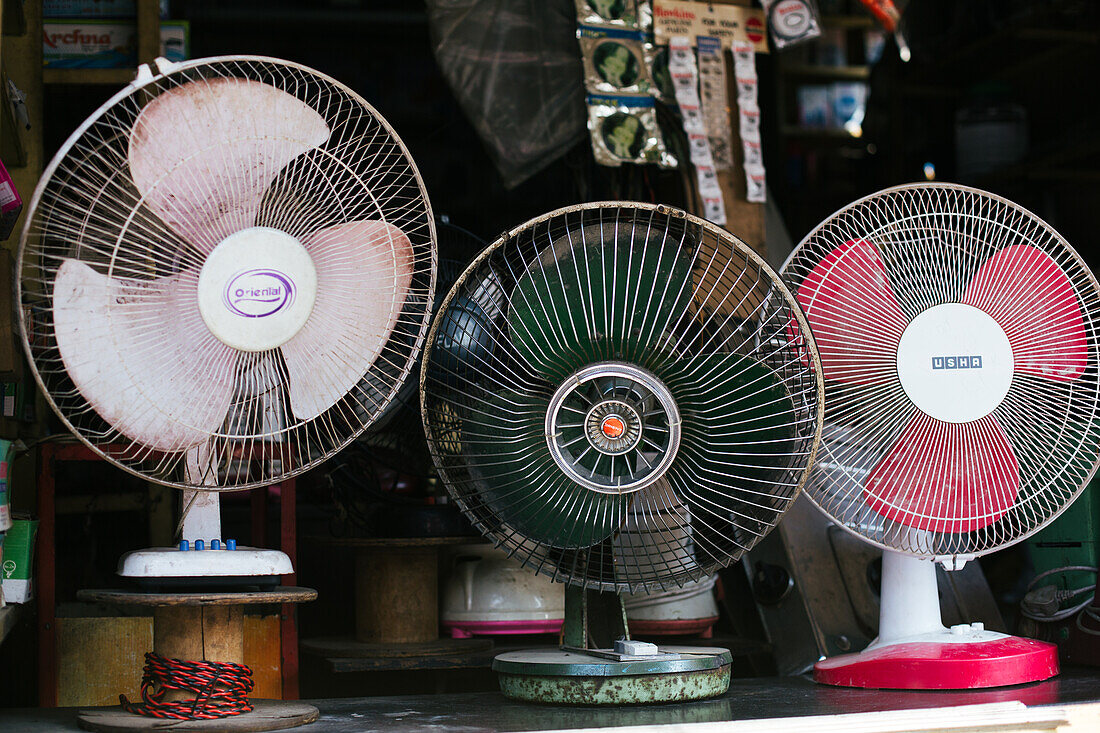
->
[782,183,1100,689]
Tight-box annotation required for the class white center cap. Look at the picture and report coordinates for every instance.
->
[896,303,1013,424]
[197,227,317,352]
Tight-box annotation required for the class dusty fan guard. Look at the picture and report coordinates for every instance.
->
[421,202,824,704]
[782,183,1100,689]
[17,57,435,583]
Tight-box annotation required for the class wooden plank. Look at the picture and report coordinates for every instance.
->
[56,616,150,707]
[77,700,319,732]
[136,0,159,66]
[779,64,870,80]
[0,0,41,245]
[711,0,765,257]
[0,604,21,647]
[78,587,317,607]
[42,68,134,85]
[245,613,282,700]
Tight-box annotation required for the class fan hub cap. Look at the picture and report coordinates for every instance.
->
[197,226,318,352]
[546,362,681,495]
[586,401,641,454]
[896,302,1013,423]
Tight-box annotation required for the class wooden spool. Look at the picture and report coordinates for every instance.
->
[355,546,437,643]
[75,588,317,732]
[313,536,484,647]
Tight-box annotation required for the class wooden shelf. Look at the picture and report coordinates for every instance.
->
[0,604,21,647]
[821,15,875,29]
[780,64,870,80]
[42,68,135,86]
[781,125,863,140]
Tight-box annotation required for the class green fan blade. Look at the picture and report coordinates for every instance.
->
[508,221,695,381]
[661,353,797,538]
[462,388,632,548]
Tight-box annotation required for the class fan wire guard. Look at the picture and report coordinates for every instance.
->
[17,56,436,491]
[782,183,1100,559]
[421,203,823,593]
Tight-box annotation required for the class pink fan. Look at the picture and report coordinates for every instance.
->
[18,56,436,584]
[782,183,1100,689]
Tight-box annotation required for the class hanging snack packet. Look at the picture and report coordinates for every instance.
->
[645,44,677,104]
[587,94,674,167]
[575,0,639,30]
[760,0,822,49]
[580,26,652,95]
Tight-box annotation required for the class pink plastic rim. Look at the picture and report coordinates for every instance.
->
[814,636,1059,689]
[442,619,563,638]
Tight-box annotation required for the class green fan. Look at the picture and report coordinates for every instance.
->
[421,202,823,704]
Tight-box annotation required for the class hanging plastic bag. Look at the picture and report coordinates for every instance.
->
[426,0,587,189]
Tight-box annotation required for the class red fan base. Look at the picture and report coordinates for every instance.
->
[814,636,1058,689]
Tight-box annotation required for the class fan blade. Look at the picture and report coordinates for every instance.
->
[863,412,1020,533]
[508,220,695,382]
[281,220,414,422]
[463,388,631,549]
[660,353,800,553]
[962,244,1087,382]
[129,78,330,254]
[52,259,236,452]
[796,239,908,385]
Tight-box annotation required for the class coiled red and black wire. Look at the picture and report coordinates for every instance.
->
[120,652,254,720]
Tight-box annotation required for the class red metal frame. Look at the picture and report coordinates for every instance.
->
[34,443,299,706]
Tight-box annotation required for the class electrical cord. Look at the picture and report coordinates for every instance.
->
[1019,565,1097,623]
[119,652,254,720]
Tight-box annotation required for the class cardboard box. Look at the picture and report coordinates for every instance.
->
[159,20,189,63]
[43,19,137,68]
[43,19,189,68]
[2,518,38,603]
[44,0,168,18]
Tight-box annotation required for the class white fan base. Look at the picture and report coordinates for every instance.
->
[815,546,1059,688]
[865,623,1007,651]
[118,547,293,579]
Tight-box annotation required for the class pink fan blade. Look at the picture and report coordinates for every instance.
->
[281,220,414,421]
[52,259,236,452]
[963,244,1087,382]
[863,412,1020,533]
[129,78,330,254]
[797,239,908,384]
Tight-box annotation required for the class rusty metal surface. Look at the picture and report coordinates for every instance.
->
[498,664,731,705]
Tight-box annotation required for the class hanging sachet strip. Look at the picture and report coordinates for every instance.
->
[669,36,726,225]
[732,40,765,203]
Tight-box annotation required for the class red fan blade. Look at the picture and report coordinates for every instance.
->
[863,412,1020,533]
[963,244,1087,382]
[797,239,908,384]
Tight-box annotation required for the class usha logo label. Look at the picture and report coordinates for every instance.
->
[932,355,983,370]
[224,269,295,318]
